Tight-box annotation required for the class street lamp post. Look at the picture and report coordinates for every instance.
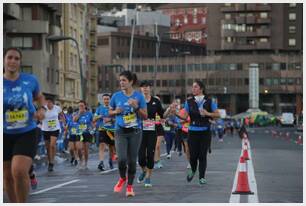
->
[128,5,141,71]
[47,35,85,101]
[153,22,160,96]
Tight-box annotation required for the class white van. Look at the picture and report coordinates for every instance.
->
[280,112,294,126]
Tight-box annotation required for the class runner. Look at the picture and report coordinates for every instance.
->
[94,93,116,171]
[163,114,177,159]
[73,100,94,169]
[137,80,164,187]
[171,80,220,185]
[4,48,45,202]
[41,97,63,172]
[109,71,147,197]
[153,95,165,168]
[66,107,80,166]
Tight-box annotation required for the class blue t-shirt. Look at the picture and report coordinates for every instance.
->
[95,105,115,130]
[76,111,93,134]
[110,90,147,129]
[184,98,218,131]
[4,73,40,134]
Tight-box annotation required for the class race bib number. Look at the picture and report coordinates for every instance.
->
[162,123,170,131]
[48,120,57,129]
[143,119,155,131]
[123,113,137,128]
[71,128,77,135]
[79,124,87,131]
[5,110,29,130]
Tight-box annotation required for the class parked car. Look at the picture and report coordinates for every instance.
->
[280,112,295,127]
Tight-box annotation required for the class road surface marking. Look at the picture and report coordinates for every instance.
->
[30,179,80,195]
[100,168,118,174]
[229,150,242,203]
[247,148,259,203]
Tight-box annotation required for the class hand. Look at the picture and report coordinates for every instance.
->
[128,98,139,109]
[35,108,45,121]
[103,117,112,123]
[199,109,210,117]
[115,107,123,115]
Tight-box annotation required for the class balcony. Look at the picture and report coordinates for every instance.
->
[6,20,48,33]
[221,19,235,24]
[90,59,97,65]
[235,4,246,11]
[4,3,21,20]
[221,6,236,12]
[246,4,257,11]
[90,42,96,48]
[256,28,271,36]
[221,42,236,50]
[256,42,271,49]
[246,16,256,24]
[221,29,236,37]
[257,18,271,24]
[235,16,245,24]
[256,4,271,11]
[236,44,256,50]
[235,31,257,37]
[50,25,61,36]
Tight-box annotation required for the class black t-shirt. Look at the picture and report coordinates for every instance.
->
[146,96,164,119]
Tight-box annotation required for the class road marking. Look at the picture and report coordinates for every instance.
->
[229,150,242,203]
[100,168,118,174]
[247,148,259,203]
[30,179,80,195]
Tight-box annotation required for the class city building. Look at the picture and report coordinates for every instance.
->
[4,3,62,99]
[98,3,302,115]
[96,31,206,94]
[158,4,208,45]
[57,3,98,108]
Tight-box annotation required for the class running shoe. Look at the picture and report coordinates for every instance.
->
[112,154,118,161]
[144,178,152,187]
[154,160,163,169]
[166,153,171,159]
[114,178,126,193]
[98,161,105,171]
[70,157,75,165]
[187,163,191,169]
[109,159,114,170]
[30,174,38,190]
[218,138,224,142]
[48,163,54,172]
[126,185,135,197]
[73,159,78,166]
[137,172,146,183]
[178,152,182,156]
[199,178,207,185]
[187,169,195,182]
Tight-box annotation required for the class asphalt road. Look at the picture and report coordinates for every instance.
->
[3,126,303,203]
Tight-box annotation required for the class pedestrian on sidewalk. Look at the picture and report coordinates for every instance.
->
[109,71,147,197]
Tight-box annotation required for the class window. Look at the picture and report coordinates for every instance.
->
[169,80,175,87]
[162,80,168,87]
[162,65,168,72]
[289,13,296,21]
[176,80,180,87]
[70,53,73,67]
[260,12,268,18]
[289,26,296,33]
[188,79,193,86]
[11,37,33,49]
[259,78,264,85]
[236,24,246,32]
[289,3,296,7]
[287,78,294,85]
[244,78,249,85]
[184,15,188,24]
[280,78,286,85]
[225,3,231,6]
[148,65,154,73]
[98,38,109,46]
[157,65,162,72]
[265,78,272,86]
[135,65,140,73]
[22,7,32,20]
[272,63,280,70]
[289,38,296,46]
[156,80,160,87]
[208,78,214,85]
[259,38,268,42]
[272,78,279,85]
[142,65,147,73]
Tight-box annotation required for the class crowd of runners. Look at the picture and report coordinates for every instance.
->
[4,47,234,202]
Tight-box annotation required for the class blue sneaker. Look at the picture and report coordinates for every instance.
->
[199,178,207,185]
[144,178,152,187]
[137,172,146,183]
[187,169,195,182]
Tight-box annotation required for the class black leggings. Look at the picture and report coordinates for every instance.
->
[188,130,211,179]
[138,131,157,169]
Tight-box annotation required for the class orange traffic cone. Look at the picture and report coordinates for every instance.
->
[242,144,250,160]
[296,136,303,145]
[232,157,254,195]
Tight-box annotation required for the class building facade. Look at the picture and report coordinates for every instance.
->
[58,3,98,108]
[159,4,208,45]
[4,3,62,99]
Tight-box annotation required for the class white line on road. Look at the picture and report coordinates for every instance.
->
[100,168,118,174]
[247,147,259,203]
[229,150,242,203]
[30,179,80,195]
